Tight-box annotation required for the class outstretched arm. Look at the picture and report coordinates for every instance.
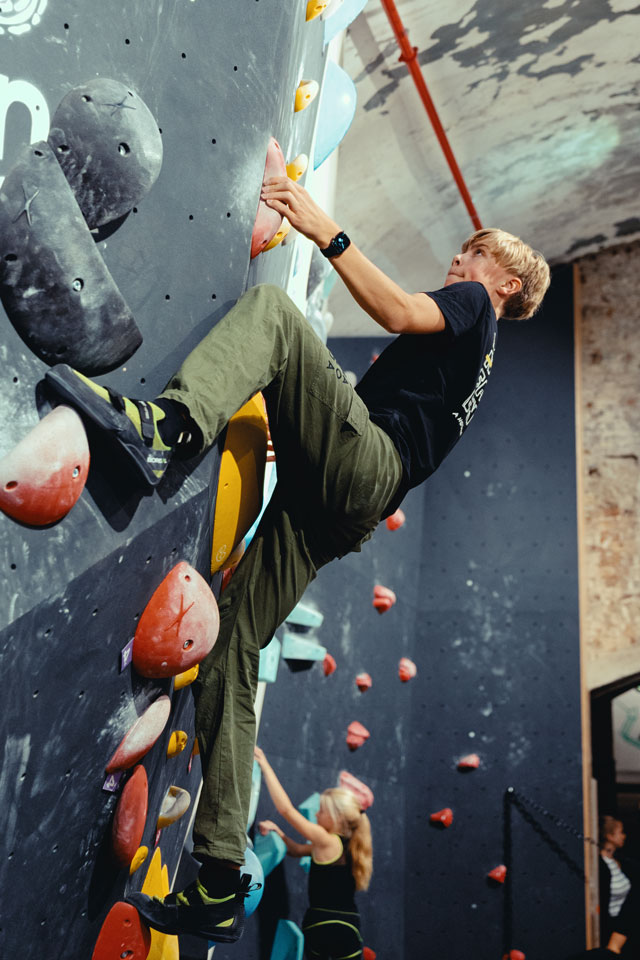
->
[257,819,311,858]
[262,177,444,336]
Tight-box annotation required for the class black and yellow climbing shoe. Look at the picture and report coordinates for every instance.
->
[44,364,185,486]
[126,873,257,942]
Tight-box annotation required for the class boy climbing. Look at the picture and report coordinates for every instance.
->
[45,177,550,942]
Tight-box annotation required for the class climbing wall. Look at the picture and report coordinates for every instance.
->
[0,2,327,957]
[248,265,585,959]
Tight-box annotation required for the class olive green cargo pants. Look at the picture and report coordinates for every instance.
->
[160,284,403,864]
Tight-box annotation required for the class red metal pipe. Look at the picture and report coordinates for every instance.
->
[379,0,483,231]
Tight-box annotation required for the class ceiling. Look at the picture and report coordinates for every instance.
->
[328,0,640,335]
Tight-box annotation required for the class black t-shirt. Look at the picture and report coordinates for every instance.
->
[355,281,497,515]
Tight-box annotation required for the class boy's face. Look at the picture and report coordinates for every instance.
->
[444,243,515,298]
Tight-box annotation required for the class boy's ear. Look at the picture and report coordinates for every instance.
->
[500,276,522,296]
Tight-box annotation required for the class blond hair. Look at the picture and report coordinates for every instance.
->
[462,228,550,321]
[320,788,372,891]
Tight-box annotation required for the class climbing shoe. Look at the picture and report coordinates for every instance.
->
[126,873,257,942]
[44,364,187,486]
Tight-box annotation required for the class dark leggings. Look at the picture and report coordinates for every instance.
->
[302,907,363,960]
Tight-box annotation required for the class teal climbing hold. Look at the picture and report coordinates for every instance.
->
[254,829,287,877]
[270,918,305,960]
[298,792,321,873]
[313,60,357,169]
[285,601,324,629]
[259,635,282,683]
[281,632,326,661]
[324,0,369,47]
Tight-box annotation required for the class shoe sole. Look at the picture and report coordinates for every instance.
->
[45,365,161,487]
[125,895,245,943]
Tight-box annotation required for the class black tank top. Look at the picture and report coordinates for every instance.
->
[308,836,357,910]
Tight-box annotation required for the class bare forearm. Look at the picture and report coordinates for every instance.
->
[281,834,312,858]
[260,758,295,816]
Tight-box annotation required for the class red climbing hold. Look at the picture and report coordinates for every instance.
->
[112,765,148,867]
[385,508,405,531]
[323,653,337,676]
[372,584,396,614]
[105,695,171,773]
[251,136,287,258]
[339,770,374,811]
[457,753,480,770]
[488,864,507,883]
[355,672,372,692]
[430,807,453,828]
[0,405,89,526]
[503,952,525,960]
[398,657,417,682]
[91,901,151,960]
[132,561,219,678]
[346,721,370,751]
[363,949,377,960]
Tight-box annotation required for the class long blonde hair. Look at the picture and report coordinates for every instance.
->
[320,787,372,891]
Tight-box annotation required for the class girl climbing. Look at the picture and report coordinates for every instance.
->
[254,746,372,959]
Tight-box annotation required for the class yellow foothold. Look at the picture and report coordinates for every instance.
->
[141,847,165,896]
[141,849,179,959]
[192,738,200,757]
[173,663,199,690]
[167,730,188,758]
[286,153,309,182]
[129,845,149,875]
[295,79,320,113]
[264,219,292,251]
[306,0,329,21]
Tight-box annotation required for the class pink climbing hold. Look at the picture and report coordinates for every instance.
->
[0,405,89,526]
[385,508,405,531]
[372,584,396,614]
[398,657,417,682]
[105,695,171,773]
[488,864,507,883]
[111,765,148,867]
[430,807,454,828]
[251,136,286,258]
[132,561,219,678]
[355,672,372,692]
[346,721,370,751]
[339,770,374,811]
[457,753,480,770]
[323,653,337,676]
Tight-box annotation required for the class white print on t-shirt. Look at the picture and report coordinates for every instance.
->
[452,333,496,437]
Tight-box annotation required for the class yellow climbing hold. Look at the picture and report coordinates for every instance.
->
[167,730,188,758]
[157,785,191,829]
[141,849,179,960]
[192,738,200,757]
[306,1,329,21]
[264,219,292,251]
[295,79,319,113]
[129,845,149,875]
[286,153,309,182]
[174,663,199,690]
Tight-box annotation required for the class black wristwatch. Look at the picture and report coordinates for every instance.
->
[320,231,351,259]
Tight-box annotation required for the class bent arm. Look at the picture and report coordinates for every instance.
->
[254,748,336,851]
[261,177,444,335]
[258,820,311,858]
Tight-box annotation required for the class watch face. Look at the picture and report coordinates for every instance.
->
[335,234,348,251]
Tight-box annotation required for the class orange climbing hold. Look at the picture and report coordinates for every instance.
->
[488,864,507,883]
[132,561,219,678]
[173,663,199,690]
[372,584,396,614]
[339,770,374,811]
[112,765,148,867]
[355,672,372,692]
[251,136,287,258]
[398,657,417,682]
[457,753,480,770]
[385,508,405,531]
[105,695,171,773]
[430,807,454,828]
[306,0,329,20]
[295,79,319,113]
[323,653,337,676]
[166,731,188,758]
[346,721,370,751]
[264,219,291,251]
[286,153,309,181]
[0,405,89,526]
[91,901,151,960]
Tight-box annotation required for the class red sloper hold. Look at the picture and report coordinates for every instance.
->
[457,753,480,770]
[372,584,396,614]
[106,695,171,773]
[430,807,454,828]
[251,136,286,258]
[503,952,526,960]
[346,721,370,751]
[323,653,337,676]
[111,765,148,866]
[0,405,89,526]
[385,508,405,531]
[363,949,377,960]
[339,770,374,811]
[132,561,219,678]
[355,672,372,692]
[398,657,417,682]
[488,864,507,883]
[91,901,151,960]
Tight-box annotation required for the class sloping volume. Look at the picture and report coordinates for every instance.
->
[91,901,151,960]
[251,136,287,258]
[313,61,357,169]
[0,405,89,526]
[132,562,220,678]
[111,765,149,867]
[0,141,142,374]
[211,395,269,573]
[105,696,172,773]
